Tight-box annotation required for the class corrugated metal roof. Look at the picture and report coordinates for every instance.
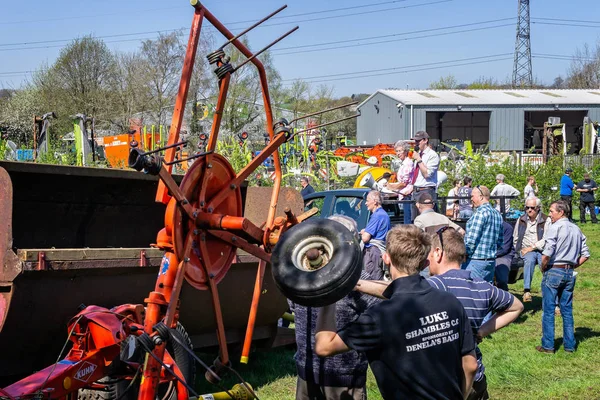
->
[359,89,600,107]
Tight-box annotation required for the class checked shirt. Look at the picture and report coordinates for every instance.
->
[465,202,503,260]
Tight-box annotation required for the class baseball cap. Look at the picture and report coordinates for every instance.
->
[565,168,573,173]
[417,192,434,204]
[412,131,430,141]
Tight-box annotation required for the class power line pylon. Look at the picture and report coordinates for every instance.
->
[512,0,533,87]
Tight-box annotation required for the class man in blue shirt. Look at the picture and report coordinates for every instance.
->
[360,190,391,278]
[560,168,574,222]
[538,200,590,354]
[463,185,503,282]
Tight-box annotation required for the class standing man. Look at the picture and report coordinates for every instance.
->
[524,176,538,199]
[315,225,477,399]
[292,215,381,400]
[386,141,414,224]
[354,228,524,400]
[300,176,315,198]
[458,177,474,219]
[464,185,503,283]
[360,191,391,278]
[560,168,575,222]
[410,131,440,220]
[513,197,550,302]
[576,173,598,224]
[537,200,590,354]
[490,174,520,214]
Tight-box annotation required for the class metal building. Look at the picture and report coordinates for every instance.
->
[357,89,600,152]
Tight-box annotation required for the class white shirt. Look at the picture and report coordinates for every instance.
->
[491,183,520,212]
[524,184,536,199]
[414,147,440,188]
[447,188,458,211]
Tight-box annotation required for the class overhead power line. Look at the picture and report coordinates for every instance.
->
[282,54,513,85]
[531,22,600,28]
[249,0,452,29]
[0,28,184,47]
[272,18,515,52]
[0,0,447,49]
[274,23,514,56]
[531,17,600,25]
[283,53,513,82]
[0,6,188,26]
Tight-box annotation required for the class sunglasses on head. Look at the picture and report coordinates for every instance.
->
[436,226,451,254]
[475,185,484,196]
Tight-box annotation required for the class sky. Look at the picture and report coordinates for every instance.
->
[1,0,599,97]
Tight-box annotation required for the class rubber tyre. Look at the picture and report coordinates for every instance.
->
[271,219,362,307]
[78,323,195,400]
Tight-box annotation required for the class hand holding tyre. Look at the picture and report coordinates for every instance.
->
[271,219,363,307]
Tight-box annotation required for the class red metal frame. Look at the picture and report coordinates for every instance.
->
[3,2,304,399]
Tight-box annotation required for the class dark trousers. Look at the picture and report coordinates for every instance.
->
[561,195,573,221]
[579,201,597,223]
[362,246,383,280]
[467,374,489,400]
[296,377,366,400]
[411,187,437,222]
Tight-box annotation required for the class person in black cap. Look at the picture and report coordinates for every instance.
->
[410,130,440,221]
[560,168,575,222]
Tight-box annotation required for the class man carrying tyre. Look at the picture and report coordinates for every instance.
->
[360,190,391,278]
[292,215,382,400]
[315,225,477,400]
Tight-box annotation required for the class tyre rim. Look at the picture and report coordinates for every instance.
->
[291,235,334,272]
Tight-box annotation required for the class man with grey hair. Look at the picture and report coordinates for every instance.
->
[491,174,520,214]
[537,200,590,354]
[360,190,391,278]
[513,197,550,302]
[464,185,503,283]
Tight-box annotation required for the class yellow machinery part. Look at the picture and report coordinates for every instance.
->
[353,167,393,188]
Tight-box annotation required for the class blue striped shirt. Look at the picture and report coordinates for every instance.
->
[543,218,590,265]
[465,202,503,259]
[428,269,514,382]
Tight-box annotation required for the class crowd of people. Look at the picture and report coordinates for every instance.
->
[291,130,592,400]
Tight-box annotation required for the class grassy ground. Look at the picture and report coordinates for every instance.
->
[195,223,600,399]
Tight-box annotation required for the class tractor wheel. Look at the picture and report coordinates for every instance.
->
[78,323,195,400]
[271,219,362,307]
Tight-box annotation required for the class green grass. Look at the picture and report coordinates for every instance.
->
[194,223,600,399]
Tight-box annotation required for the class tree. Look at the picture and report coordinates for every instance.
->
[467,76,502,89]
[140,32,185,126]
[0,87,43,145]
[566,41,600,89]
[110,52,151,131]
[284,79,310,129]
[428,74,458,89]
[551,76,565,89]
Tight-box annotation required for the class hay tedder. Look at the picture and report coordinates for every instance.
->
[1,2,361,400]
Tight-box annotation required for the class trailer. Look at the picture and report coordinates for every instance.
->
[0,161,300,379]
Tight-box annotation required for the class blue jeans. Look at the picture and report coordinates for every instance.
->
[495,255,512,291]
[463,259,495,283]
[541,268,576,351]
[522,251,543,290]
[403,197,412,225]
[459,209,473,219]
